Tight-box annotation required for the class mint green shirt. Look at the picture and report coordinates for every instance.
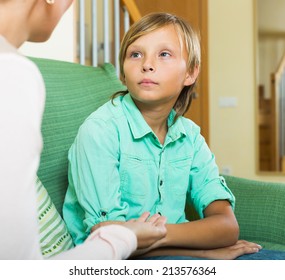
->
[63,94,235,245]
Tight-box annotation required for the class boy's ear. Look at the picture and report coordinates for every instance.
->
[184,65,200,86]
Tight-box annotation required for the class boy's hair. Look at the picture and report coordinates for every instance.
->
[112,12,201,120]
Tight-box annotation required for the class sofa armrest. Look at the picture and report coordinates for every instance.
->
[223,175,285,251]
[186,175,285,251]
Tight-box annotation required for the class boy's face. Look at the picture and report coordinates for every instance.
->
[123,24,197,110]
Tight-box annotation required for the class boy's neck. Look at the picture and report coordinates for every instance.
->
[137,104,171,145]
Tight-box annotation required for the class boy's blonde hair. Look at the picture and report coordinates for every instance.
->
[114,12,201,120]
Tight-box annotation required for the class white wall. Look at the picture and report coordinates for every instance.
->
[209,0,284,183]
[19,5,75,62]
[258,0,285,31]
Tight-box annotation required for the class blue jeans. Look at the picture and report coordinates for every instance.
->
[140,249,285,260]
[235,249,285,260]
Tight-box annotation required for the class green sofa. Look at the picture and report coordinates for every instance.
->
[31,57,285,253]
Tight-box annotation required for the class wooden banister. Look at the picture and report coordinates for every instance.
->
[282,156,285,172]
[121,0,142,22]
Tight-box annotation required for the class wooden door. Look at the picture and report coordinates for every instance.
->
[134,0,209,143]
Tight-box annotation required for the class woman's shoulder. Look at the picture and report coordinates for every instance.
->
[0,38,45,108]
[0,52,42,84]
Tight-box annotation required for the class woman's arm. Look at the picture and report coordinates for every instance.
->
[53,225,138,260]
[56,212,166,260]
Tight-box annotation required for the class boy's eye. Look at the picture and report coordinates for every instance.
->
[160,52,171,57]
[130,52,142,58]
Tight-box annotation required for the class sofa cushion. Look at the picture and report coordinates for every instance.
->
[36,177,74,258]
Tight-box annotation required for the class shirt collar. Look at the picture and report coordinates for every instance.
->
[167,110,187,142]
[122,93,186,141]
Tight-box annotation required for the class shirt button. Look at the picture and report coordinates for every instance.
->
[101,211,107,217]
[160,180,163,186]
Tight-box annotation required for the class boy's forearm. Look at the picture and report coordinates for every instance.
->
[160,215,239,249]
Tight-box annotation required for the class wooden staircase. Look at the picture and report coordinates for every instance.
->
[259,52,285,172]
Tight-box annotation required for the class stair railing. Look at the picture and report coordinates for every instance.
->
[76,0,141,76]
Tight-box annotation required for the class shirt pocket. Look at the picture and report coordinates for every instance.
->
[166,157,192,195]
[119,153,157,198]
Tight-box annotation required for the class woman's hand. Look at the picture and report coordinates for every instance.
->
[125,212,167,249]
[91,212,167,249]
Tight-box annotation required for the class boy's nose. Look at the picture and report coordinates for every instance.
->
[142,65,154,72]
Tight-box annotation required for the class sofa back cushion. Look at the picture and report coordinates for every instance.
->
[30,58,125,215]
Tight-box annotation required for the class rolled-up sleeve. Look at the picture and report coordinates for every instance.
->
[187,125,235,218]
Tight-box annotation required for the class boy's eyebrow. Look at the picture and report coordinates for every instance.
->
[128,42,178,50]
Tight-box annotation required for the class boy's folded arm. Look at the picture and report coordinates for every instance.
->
[155,200,239,250]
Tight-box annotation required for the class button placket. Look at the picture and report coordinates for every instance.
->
[157,148,165,204]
